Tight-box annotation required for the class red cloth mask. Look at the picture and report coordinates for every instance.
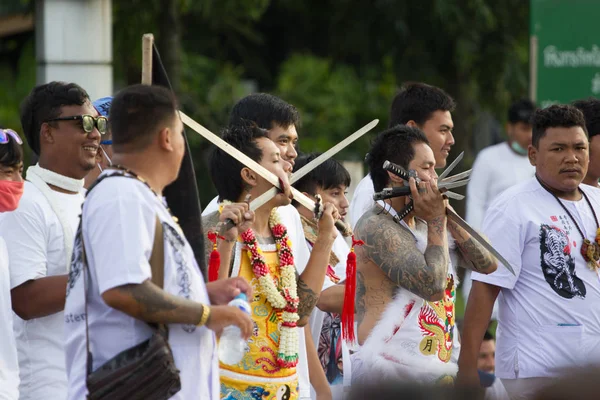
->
[0,180,24,212]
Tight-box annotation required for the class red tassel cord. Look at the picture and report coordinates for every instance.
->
[342,236,364,343]
[207,231,225,282]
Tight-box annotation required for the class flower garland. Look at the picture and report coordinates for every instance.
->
[240,209,299,368]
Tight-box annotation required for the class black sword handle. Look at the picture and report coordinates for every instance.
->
[373,186,411,201]
[397,202,414,220]
[314,194,352,236]
[383,161,419,182]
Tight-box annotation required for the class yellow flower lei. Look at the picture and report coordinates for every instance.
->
[219,202,299,367]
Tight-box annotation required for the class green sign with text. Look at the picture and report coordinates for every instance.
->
[531,0,600,107]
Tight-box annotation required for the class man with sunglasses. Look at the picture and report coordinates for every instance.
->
[0,82,104,400]
[0,127,24,400]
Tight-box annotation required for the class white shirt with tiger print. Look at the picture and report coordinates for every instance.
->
[472,177,600,379]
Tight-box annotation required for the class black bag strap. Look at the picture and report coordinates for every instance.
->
[82,172,166,376]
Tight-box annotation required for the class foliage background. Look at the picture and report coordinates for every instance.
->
[0,0,530,209]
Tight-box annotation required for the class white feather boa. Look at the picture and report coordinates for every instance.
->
[354,290,458,385]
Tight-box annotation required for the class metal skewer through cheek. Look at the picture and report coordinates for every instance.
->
[181,111,352,236]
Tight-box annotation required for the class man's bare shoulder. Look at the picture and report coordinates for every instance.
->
[201,211,220,264]
[201,211,220,230]
[355,206,415,245]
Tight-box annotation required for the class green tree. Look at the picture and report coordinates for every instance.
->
[0,38,36,166]
[276,54,396,158]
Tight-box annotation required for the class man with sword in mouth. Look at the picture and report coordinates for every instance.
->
[199,92,375,400]
[203,124,339,400]
[350,124,498,386]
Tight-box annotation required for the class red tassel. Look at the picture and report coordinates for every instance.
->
[207,231,221,282]
[342,236,364,343]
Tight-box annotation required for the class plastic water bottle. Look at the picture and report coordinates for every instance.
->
[218,293,252,365]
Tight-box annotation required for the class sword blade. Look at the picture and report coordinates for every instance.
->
[443,191,465,200]
[438,179,470,191]
[441,169,472,183]
[181,111,281,187]
[438,151,464,180]
[446,208,516,275]
[181,111,350,234]
[291,119,379,184]
[250,188,279,211]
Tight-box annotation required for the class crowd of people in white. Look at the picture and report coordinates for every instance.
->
[1,80,600,400]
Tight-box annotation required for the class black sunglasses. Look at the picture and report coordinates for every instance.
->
[45,114,108,135]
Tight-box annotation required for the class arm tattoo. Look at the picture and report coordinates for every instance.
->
[118,282,178,315]
[455,237,496,272]
[448,220,496,272]
[355,271,367,326]
[355,210,448,301]
[428,215,446,236]
[115,281,203,325]
[296,276,319,322]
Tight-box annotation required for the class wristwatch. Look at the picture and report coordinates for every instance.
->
[197,304,211,326]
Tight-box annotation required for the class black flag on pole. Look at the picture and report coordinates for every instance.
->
[151,44,207,277]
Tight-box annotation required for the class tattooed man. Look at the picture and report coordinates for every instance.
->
[63,85,253,400]
[352,125,497,385]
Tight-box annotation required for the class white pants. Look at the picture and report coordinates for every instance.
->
[501,377,553,400]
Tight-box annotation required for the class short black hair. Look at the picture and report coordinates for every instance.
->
[0,130,24,168]
[572,97,600,138]
[293,152,351,197]
[109,84,178,152]
[483,330,494,341]
[508,99,537,124]
[20,81,90,155]
[229,93,300,130]
[388,82,456,128]
[531,104,588,148]
[209,124,270,202]
[368,125,430,192]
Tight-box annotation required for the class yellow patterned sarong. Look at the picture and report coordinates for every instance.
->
[220,248,298,400]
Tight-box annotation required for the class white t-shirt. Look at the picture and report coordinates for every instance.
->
[64,172,218,400]
[462,143,534,310]
[0,181,84,400]
[472,178,600,379]
[0,238,19,400]
[307,234,351,399]
[348,174,374,230]
[204,196,312,399]
[466,142,535,231]
[308,234,349,337]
